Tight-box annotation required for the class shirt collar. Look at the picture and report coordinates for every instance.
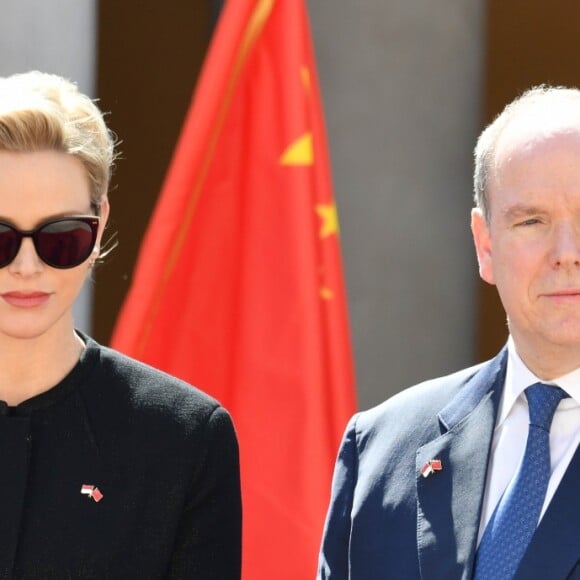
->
[501,336,580,426]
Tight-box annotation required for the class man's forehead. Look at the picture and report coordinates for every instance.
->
[487,105,580,213]
[496,99,580,155]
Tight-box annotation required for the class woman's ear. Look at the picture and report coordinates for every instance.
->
[95,196,111,255]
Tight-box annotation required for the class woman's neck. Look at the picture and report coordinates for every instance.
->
[0,329,85,406]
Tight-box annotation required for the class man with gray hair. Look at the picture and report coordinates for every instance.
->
[317,86,580,579]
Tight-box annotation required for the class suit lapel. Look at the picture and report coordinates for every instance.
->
[416,349,506,580]
[515,443,580,580]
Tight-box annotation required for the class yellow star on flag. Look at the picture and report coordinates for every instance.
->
[301,66,311,92]
[320,286,334,300]
[316,203,339,238]
[280,132,313,166]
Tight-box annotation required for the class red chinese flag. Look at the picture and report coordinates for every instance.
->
[111,0,356,577]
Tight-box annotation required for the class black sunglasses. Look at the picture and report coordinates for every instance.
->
[0,216,100,269]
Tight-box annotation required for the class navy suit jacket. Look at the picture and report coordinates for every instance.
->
[318,349,580,579]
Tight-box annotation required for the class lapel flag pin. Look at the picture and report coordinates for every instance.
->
[81,484,104,502]
[421,459,443,478]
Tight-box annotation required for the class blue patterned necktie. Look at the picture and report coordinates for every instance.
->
[473,382,568,580]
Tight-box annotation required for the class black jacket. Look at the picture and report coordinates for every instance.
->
[0,335,241,579]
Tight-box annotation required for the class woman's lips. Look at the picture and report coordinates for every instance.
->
[1,291,51,308]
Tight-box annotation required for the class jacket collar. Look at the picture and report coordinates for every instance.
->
[438,348,506,432]
[416,348,506,580]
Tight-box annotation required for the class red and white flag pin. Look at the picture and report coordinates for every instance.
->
[80,484,104,502]
[421,459,443,478]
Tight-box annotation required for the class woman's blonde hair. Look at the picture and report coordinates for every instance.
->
[0,71,116,212]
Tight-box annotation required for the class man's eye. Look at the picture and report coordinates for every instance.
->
[519,218,540,226]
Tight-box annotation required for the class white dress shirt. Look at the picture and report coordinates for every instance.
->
[476,337,580,545]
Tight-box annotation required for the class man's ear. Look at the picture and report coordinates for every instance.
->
[471,207,495,285]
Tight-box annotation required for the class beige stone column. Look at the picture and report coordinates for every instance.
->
[308,1,485,408]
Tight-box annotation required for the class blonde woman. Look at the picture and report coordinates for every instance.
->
[0,71,241,579]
